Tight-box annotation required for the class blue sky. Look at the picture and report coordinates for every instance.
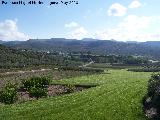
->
[0,0,160,41]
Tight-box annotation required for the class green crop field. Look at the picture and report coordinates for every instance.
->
[0,70,151,120]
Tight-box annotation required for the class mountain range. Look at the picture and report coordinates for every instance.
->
[1,38,160,59]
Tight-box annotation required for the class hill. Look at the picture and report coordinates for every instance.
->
[2,38,160,59]
[0,44,61,68]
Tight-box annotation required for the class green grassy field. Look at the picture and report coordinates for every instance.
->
[0,70,151,120]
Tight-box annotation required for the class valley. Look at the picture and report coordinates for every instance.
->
[1,39,160,119]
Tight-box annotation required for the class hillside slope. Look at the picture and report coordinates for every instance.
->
[0,44,57,68]
[0,70,151,120]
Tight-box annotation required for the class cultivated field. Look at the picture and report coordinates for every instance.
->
[0,69,151,120]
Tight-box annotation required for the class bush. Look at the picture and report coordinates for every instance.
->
[22,76,51,90]
[0,83,18,104]
[28,87,47,99]
[65,84,75,93]
[148,73,160,96]
[22,76,51,99]
[143,73,160,118]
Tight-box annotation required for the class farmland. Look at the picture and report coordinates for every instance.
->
[1,1,160,119]
[0,69,151,120]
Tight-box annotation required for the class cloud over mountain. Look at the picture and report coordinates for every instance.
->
[0,19,28,41]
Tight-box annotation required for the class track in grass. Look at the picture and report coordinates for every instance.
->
[0,70,151,120]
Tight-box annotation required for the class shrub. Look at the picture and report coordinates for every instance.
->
[65,84,75,93]
[148,73,160,96]
[28,87,47,99]
[22,76,51,90]
[0,83,18,104]
[22,76,51,99]
[144,73,160,118]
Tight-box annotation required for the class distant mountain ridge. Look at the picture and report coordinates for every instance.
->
[1,38,160,59]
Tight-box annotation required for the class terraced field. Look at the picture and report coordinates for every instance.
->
[0,70,151,120]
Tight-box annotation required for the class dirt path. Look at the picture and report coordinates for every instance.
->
[0,69,52,75]
[79,58,94,67]
[81,61,94,67]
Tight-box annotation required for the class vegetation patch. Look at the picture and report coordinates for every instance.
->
[16,84,96,103]
[88,63,140,70]
[0,76,96,104]
[59,66,104,73]
[0,68,101,89]
[0,83,18,104]
[128,67,160,72]
[143,73,160,119]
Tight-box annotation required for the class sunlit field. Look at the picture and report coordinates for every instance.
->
[0,69,151,120]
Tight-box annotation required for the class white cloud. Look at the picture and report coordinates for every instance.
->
[129,0,142,9]
[107,3,127,17]
[65,22,88,40]
[93,15,160,42]
[118,15,152,32]
[65,22,79,28]
[67,27,88,40]
[0,19,28,41]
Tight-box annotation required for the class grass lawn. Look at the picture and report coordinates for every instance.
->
[0,70,151,120]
